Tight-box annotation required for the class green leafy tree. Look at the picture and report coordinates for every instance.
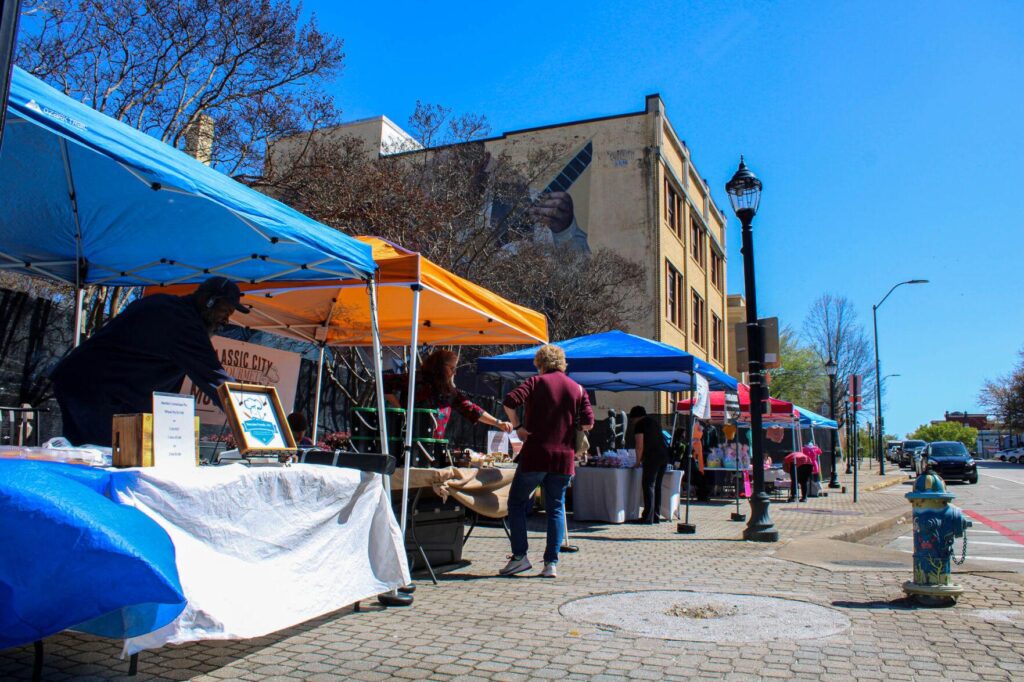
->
[909,421,979,452]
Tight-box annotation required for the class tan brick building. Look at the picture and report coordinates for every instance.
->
[271,95,730,415]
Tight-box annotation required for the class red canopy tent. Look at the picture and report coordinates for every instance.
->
[676,384,795,422]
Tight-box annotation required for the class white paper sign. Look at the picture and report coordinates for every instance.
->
[487,430,510,454]
[693,374,711,420]
[181,337,301,427]
[152,392,197,469]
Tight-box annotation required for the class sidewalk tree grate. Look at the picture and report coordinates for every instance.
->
[559,590,851,643]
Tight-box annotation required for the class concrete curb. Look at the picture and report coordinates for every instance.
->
[862,474,911,493]
[828,509,910,544]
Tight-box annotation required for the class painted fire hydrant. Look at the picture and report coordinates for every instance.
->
[903,471,971,606]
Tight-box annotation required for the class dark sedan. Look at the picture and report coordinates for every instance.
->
[920,441,978,484]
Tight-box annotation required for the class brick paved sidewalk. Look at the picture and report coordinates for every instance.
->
[4,465,1022,681]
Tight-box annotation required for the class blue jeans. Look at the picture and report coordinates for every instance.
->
[508,470,572,565]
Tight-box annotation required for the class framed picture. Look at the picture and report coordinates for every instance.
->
[217,382,296,455]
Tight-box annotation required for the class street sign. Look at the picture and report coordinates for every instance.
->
[848,374,863,409]
[733,317,781,370]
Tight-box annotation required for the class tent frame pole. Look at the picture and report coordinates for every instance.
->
[400,284,423,537]
[311,343,326,443]
[677,368,697,534]
[367,280,390,461]
[72,285,85,347]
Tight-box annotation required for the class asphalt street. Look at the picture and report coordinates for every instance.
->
[871,460,1024,571]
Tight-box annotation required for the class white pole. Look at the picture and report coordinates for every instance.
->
[311,343,326,443]
[400,285,422,536]
[367,280,390,465]
[72,286,85,347]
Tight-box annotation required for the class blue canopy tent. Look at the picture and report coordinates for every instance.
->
[478,330,738,532]
[476,330,738,391]
[795,406,838,430]
[0,67,393,449]
[0,67,375,289]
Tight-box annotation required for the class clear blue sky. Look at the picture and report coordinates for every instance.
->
[307,0,1023,436]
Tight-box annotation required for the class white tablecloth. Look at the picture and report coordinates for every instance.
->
[109,463,410,654]
[572,467,683,523]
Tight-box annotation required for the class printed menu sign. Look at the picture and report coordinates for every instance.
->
[152,392,197,469]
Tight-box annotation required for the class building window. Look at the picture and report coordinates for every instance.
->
[710,251,724,291]
[712,313,723,361]
[666,261,683,326]
[690,217,706,269]
[664,179,682,238]
[692,289,706,348]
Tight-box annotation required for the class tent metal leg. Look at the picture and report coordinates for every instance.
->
[369,279,415,605]
[72,286,85,347]
[400,285,422,537]
[678,369,697,534]
[32,640,42,682]
[128,653,138,676]
[367,279,391,463]
[311,343,326,441]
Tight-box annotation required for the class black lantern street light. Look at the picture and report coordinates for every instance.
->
[726,156,778,542]
[873,279,928,475]
[825,357,840,489]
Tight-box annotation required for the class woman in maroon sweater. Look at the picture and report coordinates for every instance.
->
[500,345,593,578]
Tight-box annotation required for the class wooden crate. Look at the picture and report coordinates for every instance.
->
[111,413,201,468]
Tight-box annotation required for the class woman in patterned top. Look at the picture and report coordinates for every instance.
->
[385,349,512,440]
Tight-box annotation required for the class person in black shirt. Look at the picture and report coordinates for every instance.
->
[52,276,246,446]
[630,405,670,524]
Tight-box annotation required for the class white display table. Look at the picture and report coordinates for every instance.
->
[572,467,683,523]
[109,463,410,654]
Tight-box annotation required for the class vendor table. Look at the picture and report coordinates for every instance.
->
[390,466,516,580]
[702,466,752,497]
[572,467,683,523]
[111,463,409,655]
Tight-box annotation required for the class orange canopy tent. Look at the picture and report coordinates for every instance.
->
[155,236,548,347]
[150,236,548,539]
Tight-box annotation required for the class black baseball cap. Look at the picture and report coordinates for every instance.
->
[197,276,249,314]
[628,406,647,419]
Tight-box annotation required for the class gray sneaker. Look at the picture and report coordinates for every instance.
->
[540,562,558,579]
[499,555,532,576]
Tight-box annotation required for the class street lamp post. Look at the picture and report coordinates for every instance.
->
[825,357,839,488]
[873,279,928,475]
[726,156,778,543]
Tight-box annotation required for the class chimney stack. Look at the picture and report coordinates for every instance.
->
[184,114,215,165]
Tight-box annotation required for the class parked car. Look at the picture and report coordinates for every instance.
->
[886,441,901,463]
[899,440,927,468]
[918,441,978,483]
[997,447,1023,464]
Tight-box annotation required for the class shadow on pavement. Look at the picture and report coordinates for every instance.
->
[831,597,940,611]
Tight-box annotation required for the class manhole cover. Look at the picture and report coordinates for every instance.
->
[833,560,906,568]
[560,590,850,643]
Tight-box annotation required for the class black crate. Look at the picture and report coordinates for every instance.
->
[402,497,465,571]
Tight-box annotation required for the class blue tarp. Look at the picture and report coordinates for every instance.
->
[0,460,185,650]
[476,330,738,391]
[0,68,375,286]
[795,405,838,429]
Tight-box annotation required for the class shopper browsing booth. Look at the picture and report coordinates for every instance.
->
[51,276,245,446]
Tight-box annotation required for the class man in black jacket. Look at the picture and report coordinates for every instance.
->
[52,276,246,445]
